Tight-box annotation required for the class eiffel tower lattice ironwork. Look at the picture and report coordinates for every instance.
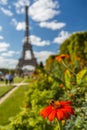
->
[17,5,37,70]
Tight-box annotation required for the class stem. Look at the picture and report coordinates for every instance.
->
[58,120,63,130]
[62,60,87,85]
[62,61,76,76]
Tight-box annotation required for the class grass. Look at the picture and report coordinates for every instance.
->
[24,76,33,82]
[0,77,24,85]
[12,76,24,83]
[0,76,30,99]
[0,85,29,125]
[0,76,31,84]
[0,80,5,85]
[0,77,24,98]
[0,86,13,97]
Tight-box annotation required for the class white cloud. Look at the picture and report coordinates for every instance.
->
[22,65,35,71]
[53,30,70,44]
[0,0,8,5]
[1,51,19,57]
[0,7,13,16]
[0,26,2,31]
[14,0,29,14]
[16,22,25,31]
[0,50,20,69]
[0,35,4,40]
[14,0,59,22]
[11,18,25,31]
[29,35,50,46]
[0,42,10,52]
[30,0,60,22]
[23,35,50,46]
[0,57,18,69]
[39,21,66,30]
[34,51,55,63]
[0,50,54,69]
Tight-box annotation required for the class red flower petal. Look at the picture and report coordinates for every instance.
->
[48,110,56,121]
[60,101,72,106]
[64,106,75,115]
[40,106,52,118]
[56,110,64,120]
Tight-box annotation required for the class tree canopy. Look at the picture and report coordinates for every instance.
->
[59,32,87,67]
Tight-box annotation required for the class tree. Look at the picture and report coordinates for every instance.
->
[59,32,87,68]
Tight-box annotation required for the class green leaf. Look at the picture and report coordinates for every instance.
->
[64,69,71,88]
[76,69,87,85]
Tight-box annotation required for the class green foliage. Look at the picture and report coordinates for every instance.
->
[5,64,86,130]
[64,70,71,89]
[59,32,87,68]
[0,31,87,130]
[76,69,87,85]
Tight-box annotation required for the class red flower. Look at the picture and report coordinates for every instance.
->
[40,100,74,122]
[56,54,69,62]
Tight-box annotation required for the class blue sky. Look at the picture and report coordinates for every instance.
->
[0,0,87,69]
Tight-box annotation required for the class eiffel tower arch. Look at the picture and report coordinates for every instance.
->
[16,5,37,73]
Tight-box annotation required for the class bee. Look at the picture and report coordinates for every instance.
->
[49,99,61,109]
[49,99,54,106]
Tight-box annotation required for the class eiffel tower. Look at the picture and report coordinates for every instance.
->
[16,5,37,71]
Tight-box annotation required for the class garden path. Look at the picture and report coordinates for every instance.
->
[0,80,29,104]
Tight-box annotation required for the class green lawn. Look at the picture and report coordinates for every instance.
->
[0,77,24,85]
[0,76,30,100]
[0,76,30,84]
[0,77,24,98]
[24,76,33,82]
[0,85,29,125]
[13,76,24,83]
[0,86,13,97]
[0,81,5,85]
